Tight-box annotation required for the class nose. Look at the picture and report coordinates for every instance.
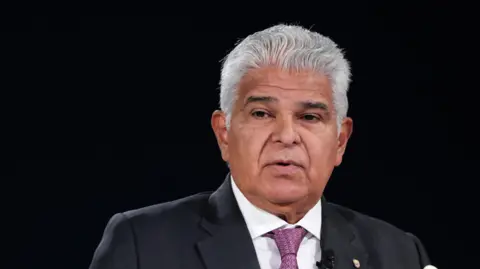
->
[272,115,300,145]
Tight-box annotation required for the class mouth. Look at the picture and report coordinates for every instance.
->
[266,160,303,175]
[268,160,303,168]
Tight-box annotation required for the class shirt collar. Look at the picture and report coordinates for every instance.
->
[230,176,322,240]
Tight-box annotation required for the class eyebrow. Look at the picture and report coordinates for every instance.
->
[300,100,329,111]
[244,95,330,112]
[244,95,278,106]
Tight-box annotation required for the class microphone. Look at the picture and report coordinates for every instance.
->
[316,249,335,269]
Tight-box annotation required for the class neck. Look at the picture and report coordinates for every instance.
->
[277,210,307,224]
[248,194,318,224]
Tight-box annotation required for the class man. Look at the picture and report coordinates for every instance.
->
[89,24,435,269]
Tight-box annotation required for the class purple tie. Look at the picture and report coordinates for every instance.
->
[265,227,307,269]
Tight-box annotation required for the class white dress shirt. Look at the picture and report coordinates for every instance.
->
[231,176,322,269]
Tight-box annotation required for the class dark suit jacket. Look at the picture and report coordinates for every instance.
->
[89,174,432,269]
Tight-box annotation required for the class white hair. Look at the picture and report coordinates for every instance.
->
[219,24,351,135]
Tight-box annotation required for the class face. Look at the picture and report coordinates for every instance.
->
[212,67,353,217]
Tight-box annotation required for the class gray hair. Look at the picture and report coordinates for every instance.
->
[219,24,351,135]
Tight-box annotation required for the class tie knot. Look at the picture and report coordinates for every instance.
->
[265,227,307,256]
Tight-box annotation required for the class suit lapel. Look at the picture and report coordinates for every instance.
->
[321,198,370,269]
[196,174,261,269]
[196,175,370,269]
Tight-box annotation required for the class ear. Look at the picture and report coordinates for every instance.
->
[335,117,353,166]
[211,110,230,162]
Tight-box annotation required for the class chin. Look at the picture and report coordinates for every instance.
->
[263,183,308,204]
[267,195,305,205]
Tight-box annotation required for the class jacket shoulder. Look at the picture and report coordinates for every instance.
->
[122,191,213,224]
[327,201,411,236]
[326,202,430,265]
[89,191,213,269]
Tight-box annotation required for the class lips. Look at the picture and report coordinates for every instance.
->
[265,159,303,175]
[267,159,303,168]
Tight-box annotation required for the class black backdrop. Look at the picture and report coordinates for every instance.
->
[4,12,477,269]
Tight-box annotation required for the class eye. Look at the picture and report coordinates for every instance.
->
[251,110,271,119]
[301,114,321,122]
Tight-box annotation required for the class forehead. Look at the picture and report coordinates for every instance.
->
[238,67,333,101]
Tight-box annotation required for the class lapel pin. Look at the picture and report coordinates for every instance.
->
[353,258,360,268]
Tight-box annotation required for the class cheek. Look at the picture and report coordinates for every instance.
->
[305,136,338,168]
[234,125,268,162]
